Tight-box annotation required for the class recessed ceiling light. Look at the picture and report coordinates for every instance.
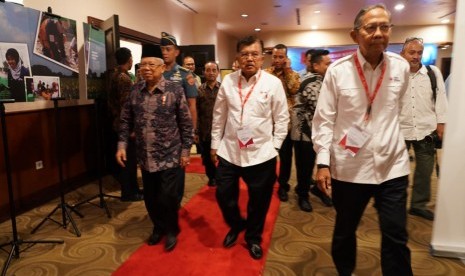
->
[394,3,405,11]
[254,28,261,32]
[311,25,318,30]
[241,14,248,18]
[314,10,321,14]
[441,19,450,23]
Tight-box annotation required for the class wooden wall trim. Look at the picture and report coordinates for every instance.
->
[87,16,160,45]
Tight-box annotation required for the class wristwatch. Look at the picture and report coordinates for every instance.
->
[317,164,330,169]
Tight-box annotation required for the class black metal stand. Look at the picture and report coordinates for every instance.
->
[73,99,117,218]
[30,98,83,237]
[0,99,63,276]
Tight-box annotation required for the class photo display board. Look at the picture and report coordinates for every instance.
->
[83,23,106,100]
[0,2,79,103]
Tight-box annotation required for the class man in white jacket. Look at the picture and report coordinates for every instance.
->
[210,36,289,260]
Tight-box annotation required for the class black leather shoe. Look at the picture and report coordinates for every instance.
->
[147,232,163,246]
[247,243,263,259]
[310,186,333,207]
[277,188,288,202]
[207,179,216,187]
[298,198,313,212]
[409,208,434,221]
[164,234,177,252]
[121,193,144,202]
[223,229,240,248]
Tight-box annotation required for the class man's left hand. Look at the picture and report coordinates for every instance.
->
[181,156,190,167]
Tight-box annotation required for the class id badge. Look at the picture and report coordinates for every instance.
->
[339,125,371,157]
[237,125,254,149]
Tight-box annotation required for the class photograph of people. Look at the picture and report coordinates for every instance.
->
[0,43,32,102]
[34,12,79,73]
[31,76,61,101]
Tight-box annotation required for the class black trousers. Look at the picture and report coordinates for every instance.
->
[177,169,185,204]
[141,167,182,236]
[278,134,293,191]
[199,139,216,182]
[215,157,277,245]
[109,131,140,198]
[331,176,412,276]
[293,140,316,198]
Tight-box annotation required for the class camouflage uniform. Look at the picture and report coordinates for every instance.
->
[163,63,198,99]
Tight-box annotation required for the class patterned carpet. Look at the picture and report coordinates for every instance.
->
[1,155,465,275]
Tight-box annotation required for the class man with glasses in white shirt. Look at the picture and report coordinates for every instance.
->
[211,36,289,260]
[312,4,413,275]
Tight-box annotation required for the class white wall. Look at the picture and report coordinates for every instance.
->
[431,0,465,259]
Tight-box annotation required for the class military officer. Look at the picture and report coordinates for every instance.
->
[160,32,198,204]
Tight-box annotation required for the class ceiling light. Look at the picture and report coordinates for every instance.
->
[441,19,450,23]
[254,28,261,32]
[314,10,321,14]
[6,0,24,4]
[241,14,248,18]
[394,3,405,11]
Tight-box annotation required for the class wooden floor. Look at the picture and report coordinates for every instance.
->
[1,155,465,275]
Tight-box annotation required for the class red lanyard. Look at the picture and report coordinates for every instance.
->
[238,71,261,124]
[353,52,386,123]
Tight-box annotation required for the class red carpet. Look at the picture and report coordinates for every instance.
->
[185,156,205,174]
[113,173,280,275]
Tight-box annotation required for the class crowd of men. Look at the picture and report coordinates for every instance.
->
[108,3,448,274]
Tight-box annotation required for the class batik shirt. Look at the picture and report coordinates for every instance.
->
[290,73,322,142]
[108,67,132,131]
[264,67,300,130]
[118,77,194,173]
[264,67,300,109]
[196,81,220,142]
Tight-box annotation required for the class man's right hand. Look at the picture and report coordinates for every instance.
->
[210,149,218,164]
[316,167,332,197]
[116,149,127,167]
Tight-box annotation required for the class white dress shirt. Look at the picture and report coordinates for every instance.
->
[312,49,410,184]
[399,65,448,140]
[211,69,289,167]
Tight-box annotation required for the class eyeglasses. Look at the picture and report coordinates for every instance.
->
[139,63,163,69]
[357,23,393,34]
[239,51,263,60]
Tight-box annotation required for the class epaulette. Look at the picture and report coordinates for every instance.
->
[179,66,190,72]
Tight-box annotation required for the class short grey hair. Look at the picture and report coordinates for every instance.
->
[353,3,391,30]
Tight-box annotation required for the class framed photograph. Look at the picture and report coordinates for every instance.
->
[29,75,61,101]
[0,42,32,102]
[34,12,79,73]
[220,69,233,81]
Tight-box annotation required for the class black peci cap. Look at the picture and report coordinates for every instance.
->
[141,44,162,59]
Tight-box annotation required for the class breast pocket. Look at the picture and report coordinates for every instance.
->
[383,85,402,110]
[339,88,365,111]
[254,90,272,116]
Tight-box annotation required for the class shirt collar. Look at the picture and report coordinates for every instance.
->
[356,48,386,71]
[239,69,262,82]
[142,76,166,94]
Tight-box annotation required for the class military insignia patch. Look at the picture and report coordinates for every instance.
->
[186,74,195,86]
